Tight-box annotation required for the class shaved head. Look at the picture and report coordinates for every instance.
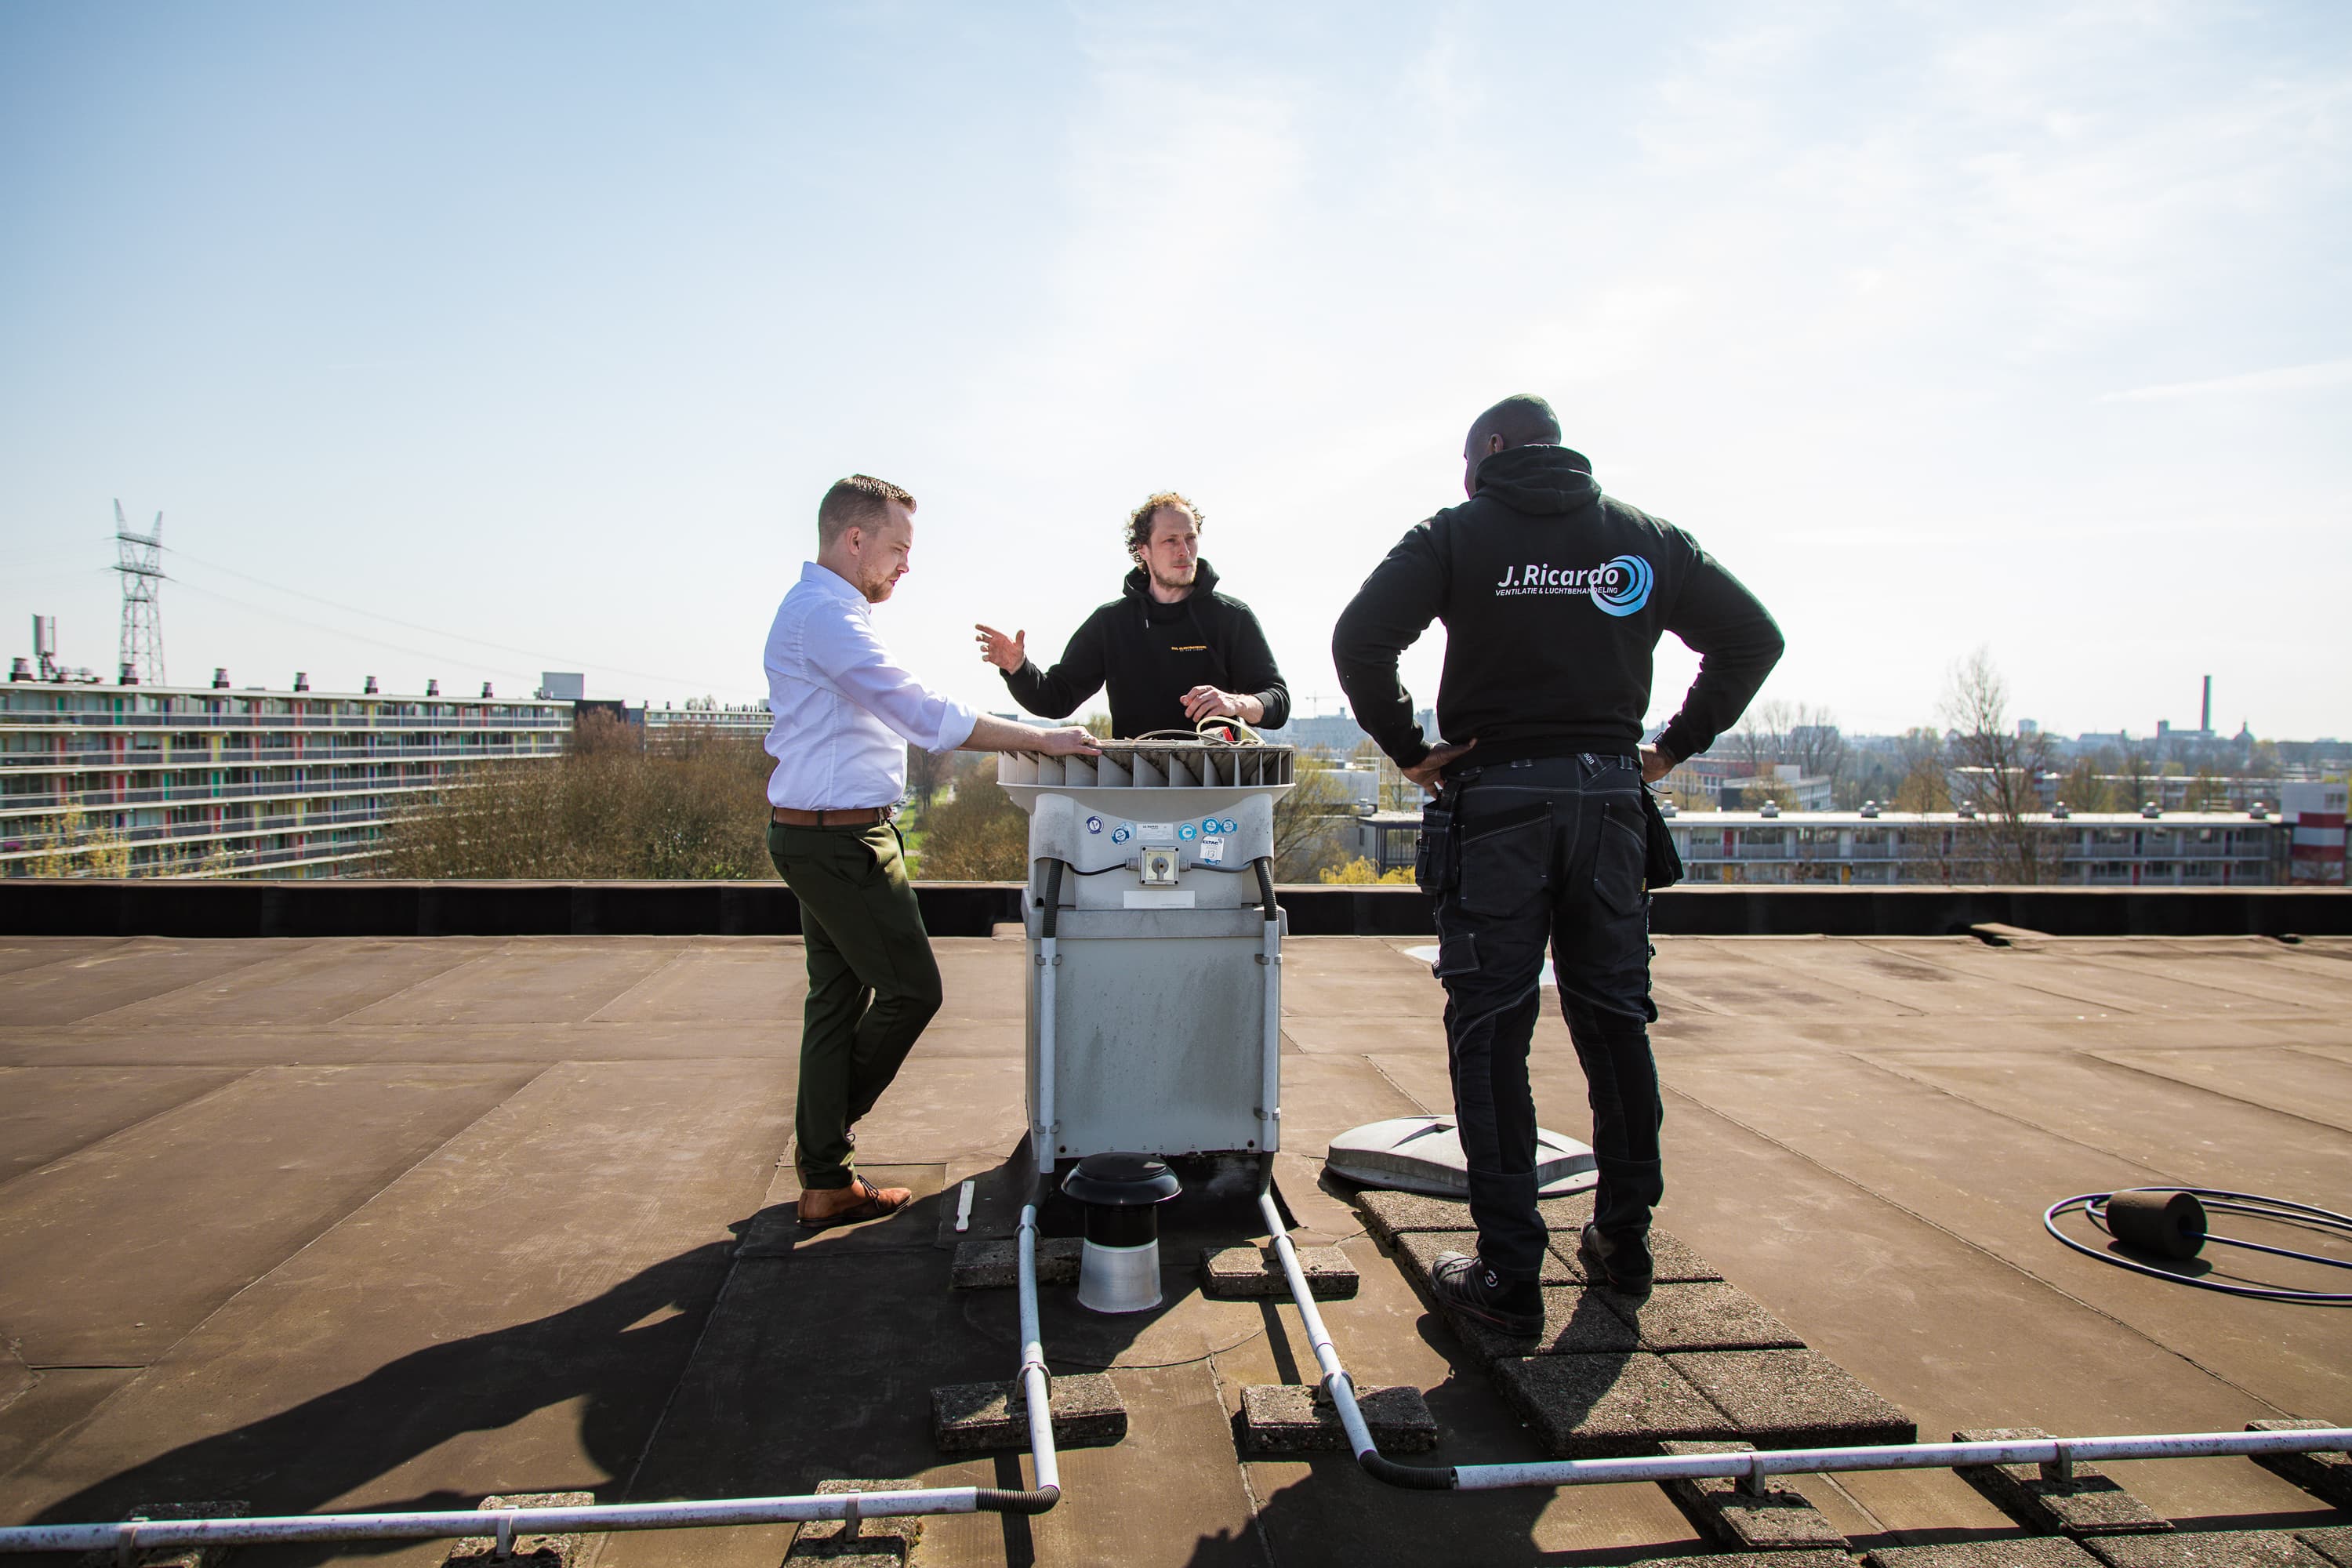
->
[1465,394,1563,457]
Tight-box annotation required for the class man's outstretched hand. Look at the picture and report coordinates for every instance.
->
[1402,739,1476,792]
[1035,725,1101,757]
[975,624,1025,672]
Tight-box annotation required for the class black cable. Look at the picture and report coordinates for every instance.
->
[2043,1187,2352,1304]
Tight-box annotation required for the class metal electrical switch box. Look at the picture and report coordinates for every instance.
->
[1138,847,1179,887]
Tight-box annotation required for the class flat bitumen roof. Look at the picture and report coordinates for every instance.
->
[2,930,2348,1566]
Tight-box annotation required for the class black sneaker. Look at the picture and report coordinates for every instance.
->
[1578,1223,1653,1295]
[1429,1251,1543,1337]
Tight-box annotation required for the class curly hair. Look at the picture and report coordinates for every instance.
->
[1125,492,1203,560]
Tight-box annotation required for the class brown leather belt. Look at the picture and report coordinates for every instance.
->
[771,804,896,827]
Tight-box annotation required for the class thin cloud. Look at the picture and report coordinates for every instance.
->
[2100,358,2352,401]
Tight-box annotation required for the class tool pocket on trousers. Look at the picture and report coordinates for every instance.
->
[1456,805,1552,917]
[1414,808,1456,895]
[1594,798,1647,917]
[1430,929,1479,978]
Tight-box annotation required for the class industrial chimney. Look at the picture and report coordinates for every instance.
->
[2201,675,2212,734]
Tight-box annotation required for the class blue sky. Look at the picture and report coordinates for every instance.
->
[3,2,2347,739]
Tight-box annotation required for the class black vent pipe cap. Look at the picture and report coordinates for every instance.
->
[1063,1152,1181,1207]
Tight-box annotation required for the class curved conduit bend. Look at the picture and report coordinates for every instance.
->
[1254,1190,2352,1495]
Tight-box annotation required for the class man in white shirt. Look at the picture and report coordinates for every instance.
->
[765,474,1098,1229]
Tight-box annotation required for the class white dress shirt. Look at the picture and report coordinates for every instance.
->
[763,563,980,811]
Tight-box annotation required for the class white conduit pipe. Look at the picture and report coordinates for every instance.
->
[1254,858,1281,1154]
[0,1160,1065,1557]
[1254,1191,2352,1494]
[1034,859,1063,1180]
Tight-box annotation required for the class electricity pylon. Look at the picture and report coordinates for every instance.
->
[114,500,166,686]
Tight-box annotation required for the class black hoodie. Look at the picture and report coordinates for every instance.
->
[1002,559,1290,739]
[1332,445,1783,771]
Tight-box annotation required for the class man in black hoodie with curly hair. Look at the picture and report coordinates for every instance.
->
[977,492,1290,739]
[1334,394,1782,1334]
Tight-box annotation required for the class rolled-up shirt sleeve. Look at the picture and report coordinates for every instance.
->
[805,601,979,753]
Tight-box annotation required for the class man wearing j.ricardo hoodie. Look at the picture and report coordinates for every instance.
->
[1334,394,1783,1336]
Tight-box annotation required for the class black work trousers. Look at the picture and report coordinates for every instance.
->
[1423,753,1662,1283]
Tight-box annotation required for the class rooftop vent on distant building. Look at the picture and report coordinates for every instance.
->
[9,657,30,682]
[1860,800,1880,818]
[1657,798,1677,818]
[1759,800,1780,818]
[2053,801,2071,819]
[212,667,230,689]
[2249,802,2270,820]
[2142,800,2162,818]
[118,662,138,685]
[481,681,494,699]
[364,675,379,695]
[426,679,441,697]
[293,672,310,692]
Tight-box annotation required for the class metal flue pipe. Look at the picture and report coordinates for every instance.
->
[0,1204,1064,1555]
[1254,1192,2352,1494]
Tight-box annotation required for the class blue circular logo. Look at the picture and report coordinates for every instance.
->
[1178,823,1198,841]
[1111,825,1131,844]
[1592,554,1654,617]
[1219,818,1238,833]
[1085,815,1102,835]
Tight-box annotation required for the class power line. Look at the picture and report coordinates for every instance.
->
[162,545,738,692]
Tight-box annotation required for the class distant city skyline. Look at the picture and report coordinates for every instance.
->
[4,4,2347,739]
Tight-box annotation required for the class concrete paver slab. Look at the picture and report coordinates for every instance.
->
[1669,1349,1916,1447]
[446,1491,598,1568]
[1600,1281,1807,1353]
[1492,1352,1737,1457]
[1235,1383,1436,1453]
[950,1236,1083,1290]
[1446,1287,1645,1368]
[1952,1427,2172,1537]
[2296,1526,2352,1568]
[0,1366,136,1482]
[931,1373,1127,1451]
[1632,1552,1859,1568]
[0,1062,541,1365]
[1551,1226,1725,1287]
[1392,1229,1577,1288]
[1866,1543,2099,1567]
[2082,1530,2332,1566]
[1657,1439,1852,1553]
[2247,1420,2352,1510]
[1200,1243,1357,1299]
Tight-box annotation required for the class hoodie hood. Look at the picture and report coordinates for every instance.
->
[1122,557,1221,614]
[1473,445,1599,515]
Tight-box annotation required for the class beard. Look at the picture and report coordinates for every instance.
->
[1149,561,1198,595]
[859,569,899,603]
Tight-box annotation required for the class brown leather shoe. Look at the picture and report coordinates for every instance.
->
[797,1175,914,1230]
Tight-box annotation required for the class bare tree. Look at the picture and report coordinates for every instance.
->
[1273,762,1356,881]
[1891,727,1951,814]
[1940,647,2058,883]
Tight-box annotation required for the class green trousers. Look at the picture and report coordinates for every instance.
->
[767,819,943,1189]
